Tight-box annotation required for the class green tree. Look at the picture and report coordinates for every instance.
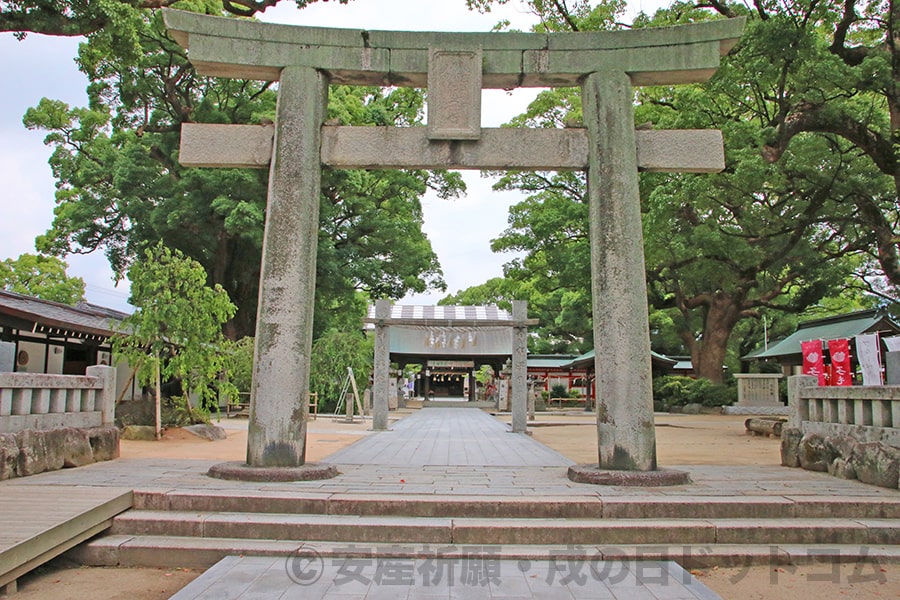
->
[308,328,373,413]
[25,4,462,339]
[439,277,518,310]
[475,1,883,382]
[698,0,899,293]
[0,253,86,304]
[488,167,595,354]
[634,2,892,379]
[112,242,236,436]
[220,335,255,394]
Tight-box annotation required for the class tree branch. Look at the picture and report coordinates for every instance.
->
[221,0,281,17]
[854,194,900,287]
[829,0,871,66]
[696,1,737,19]
[549,0,579,31]
[763,102,898,178]
[1,0,351,36]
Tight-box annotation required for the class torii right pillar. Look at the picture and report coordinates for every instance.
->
[573,71,688,485]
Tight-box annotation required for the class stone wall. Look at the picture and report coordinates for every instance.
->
[782,375,900,489]
[0,426,119,480]
[0,366,119,479]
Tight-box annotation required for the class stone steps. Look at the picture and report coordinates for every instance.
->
[72,534,900,571]
[104,510,900,546]
[69,491,900,570]
[132,490,900,520]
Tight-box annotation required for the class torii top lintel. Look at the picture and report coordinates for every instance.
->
[162,9,745,88]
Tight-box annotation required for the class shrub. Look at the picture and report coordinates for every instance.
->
[550,384,568,399]
[653,375,737,410]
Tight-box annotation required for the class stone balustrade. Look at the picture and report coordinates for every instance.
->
[0,366,116,434]
[787,374,900,447]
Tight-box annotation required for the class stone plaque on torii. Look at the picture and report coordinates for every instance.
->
[163,9,744,481]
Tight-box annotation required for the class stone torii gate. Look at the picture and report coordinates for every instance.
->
[163,9,744,481]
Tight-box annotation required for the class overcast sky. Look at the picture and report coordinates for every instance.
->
[0,0,666,313]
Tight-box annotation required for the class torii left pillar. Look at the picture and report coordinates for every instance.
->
[246,66,322,467]
[209,66,337,480]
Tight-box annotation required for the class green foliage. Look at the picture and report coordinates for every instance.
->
[25,5,462,340]
[474,364,495,385]
[24,8,272,337]
[439,277,517,310]
[0,0,348,37]
[0,253,86,305]
[550,383,568,398]
[112,242,237,414]
[481,1,889,382]
[652,376,736,410]
[481,166,594,354]
[635,5,891,378]
[220,336,255,394]
[308,328,373,413]
[165,394,207,426]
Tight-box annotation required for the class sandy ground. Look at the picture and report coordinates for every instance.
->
[9,410,899,600]
[117,413,376,462]
[527,411,783,466]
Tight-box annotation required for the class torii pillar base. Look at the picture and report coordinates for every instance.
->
[567,464,690,486]
[208,461,338,482]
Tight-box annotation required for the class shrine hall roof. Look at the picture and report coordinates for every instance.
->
[366,305,512,323]
[743,309,900,361]
[0,289,129,340]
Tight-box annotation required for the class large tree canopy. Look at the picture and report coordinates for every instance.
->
[25,4,461,339]
[464,0,892,381]
[696,0,899,296]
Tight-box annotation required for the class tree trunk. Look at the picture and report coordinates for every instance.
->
[887,0,900,288]
[154,355,162,440]
[694,293,742,384]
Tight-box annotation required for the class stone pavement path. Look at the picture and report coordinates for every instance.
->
[6,407,898,499]
[325,408,574,467]
[7,408,898,599]
[171,554,723,600]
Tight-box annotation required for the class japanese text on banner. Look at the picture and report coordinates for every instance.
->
[827,338,852,386]
[801,340,825,385]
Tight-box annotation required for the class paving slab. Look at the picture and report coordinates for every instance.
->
[7,457,899,504]
[7,409,895,502]
[169,555,723,600]
[325,408,574,467]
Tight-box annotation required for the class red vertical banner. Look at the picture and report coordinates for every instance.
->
[828,338,852,386]
[801,340,826,385]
